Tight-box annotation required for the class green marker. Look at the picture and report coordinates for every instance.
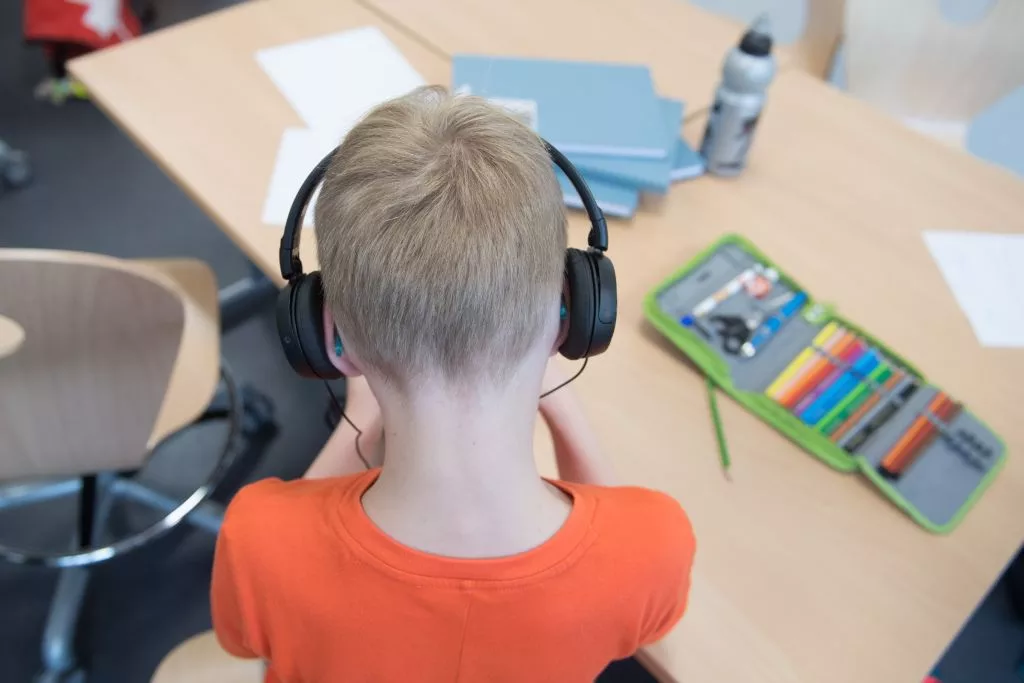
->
[817,364,893,435]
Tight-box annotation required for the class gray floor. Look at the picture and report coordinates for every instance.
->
[1,1,1022,682]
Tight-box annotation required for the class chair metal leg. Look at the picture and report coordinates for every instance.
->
[37,474,116,682]
[77,476,96,548]
[37,566,88,681]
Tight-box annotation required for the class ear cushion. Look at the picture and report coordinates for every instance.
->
[589,252,617,355]
[276,282,308,375]
[560,248,598,360]
[276,272,341,379]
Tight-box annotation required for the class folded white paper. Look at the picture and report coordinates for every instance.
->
[923,230,1024,348]
[257,26,426,227]
[256,26,426,140]
[261,128,335,227]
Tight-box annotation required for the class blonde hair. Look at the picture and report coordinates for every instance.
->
[315,86,566,387]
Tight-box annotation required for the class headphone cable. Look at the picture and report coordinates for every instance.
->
[539,357,588,399]
[322,359,586,471]
[322,380,370,470]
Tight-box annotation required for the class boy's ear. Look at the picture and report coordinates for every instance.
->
[323,306,363,377]
[552,283,570,355]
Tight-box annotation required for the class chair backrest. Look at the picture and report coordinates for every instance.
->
[0,250,196,480]
[792,0,846,78]
[690,0,845,78]
[844,0,1024,121]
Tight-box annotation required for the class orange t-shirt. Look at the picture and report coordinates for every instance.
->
[211,470,695,683]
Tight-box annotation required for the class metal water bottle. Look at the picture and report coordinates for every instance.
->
[700,15,776,176]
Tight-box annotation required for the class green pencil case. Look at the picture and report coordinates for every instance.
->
[643,234,1007,533]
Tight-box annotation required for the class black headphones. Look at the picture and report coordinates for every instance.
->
[276,140,617,379]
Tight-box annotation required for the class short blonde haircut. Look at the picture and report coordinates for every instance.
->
[315,86,566,386]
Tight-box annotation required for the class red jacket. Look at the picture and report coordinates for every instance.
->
[24,0,140,49]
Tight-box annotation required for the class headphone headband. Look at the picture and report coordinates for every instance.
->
[543,141,608,252]
[279,150,334,280]
[278,139,608,282]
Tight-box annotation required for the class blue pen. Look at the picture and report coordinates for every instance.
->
[680,314,712,340]
[741,291,808,357]
[799,350,881,425]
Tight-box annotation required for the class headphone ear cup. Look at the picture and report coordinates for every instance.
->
[276,272,342,379]
[276,280,310,376]
[560,248,597,360]
[587,252,616,356]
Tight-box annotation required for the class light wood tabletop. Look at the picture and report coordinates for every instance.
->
[555,69,1024,683]
[70,0,450,282]
[69,3,1024,682]
[356,0,792,115]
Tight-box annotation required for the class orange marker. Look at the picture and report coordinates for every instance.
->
[778,333,859,409]
[879,394,961,477]
[772,330,852,405]
[766,324,843,400]
[765,323,841,398]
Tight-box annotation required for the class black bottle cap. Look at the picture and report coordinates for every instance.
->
[739,15,773,56]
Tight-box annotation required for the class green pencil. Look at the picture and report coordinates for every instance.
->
[706,375,731,479]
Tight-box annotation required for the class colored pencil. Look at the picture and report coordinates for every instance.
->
[879,396,961,478]
[826,370,902,440]
[817,364,893,434]
[776,332,858,407]
[880,392,950,472]
[768,328,848,402]
[791,341,866,413]
[765,322,840,398]
[841,380,919,453]
[799,349,881,425]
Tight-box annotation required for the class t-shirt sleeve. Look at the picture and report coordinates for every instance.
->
[210,484,267,659]
[636,493,696,645]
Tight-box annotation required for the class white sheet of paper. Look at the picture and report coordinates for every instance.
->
[256,26,426,140]
[261,128,335,227]
[923,231,1024,348]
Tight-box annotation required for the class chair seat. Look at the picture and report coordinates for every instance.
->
[152,631,263,683]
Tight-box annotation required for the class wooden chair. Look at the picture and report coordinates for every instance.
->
[786,0,846,78]
[0,250,249,683]
[151,631,262,683]
[843,0,1024,147]
[691,0,845,78]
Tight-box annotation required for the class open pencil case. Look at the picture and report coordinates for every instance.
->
[643,234,1007,533]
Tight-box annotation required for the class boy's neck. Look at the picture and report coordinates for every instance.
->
[361,370,571,558]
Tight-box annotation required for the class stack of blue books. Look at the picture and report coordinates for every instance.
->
[452,55,705,219]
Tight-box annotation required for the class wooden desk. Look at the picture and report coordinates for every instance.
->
[357,0,792,114]
[71,4,1024,681]
[557,69,1024,682]
[70,0,450,282]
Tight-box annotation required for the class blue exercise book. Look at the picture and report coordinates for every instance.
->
[566,99,680,192]
[452,55,668,158]
[556,169,638,219]
[569,99,705,191]
[671,137,705,181]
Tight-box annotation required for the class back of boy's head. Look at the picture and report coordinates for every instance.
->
[315,86,567,388]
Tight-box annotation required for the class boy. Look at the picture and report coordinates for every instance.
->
[211,86,695,682]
